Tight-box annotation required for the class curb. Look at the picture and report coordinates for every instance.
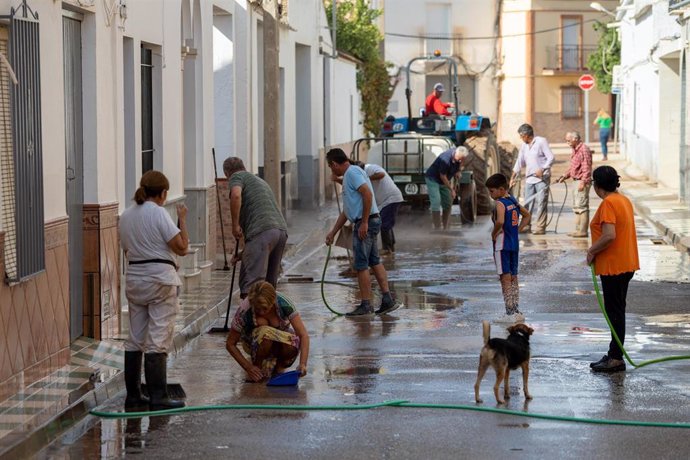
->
[620,190,690,254]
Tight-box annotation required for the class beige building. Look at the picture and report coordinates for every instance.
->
[499,0,618,143]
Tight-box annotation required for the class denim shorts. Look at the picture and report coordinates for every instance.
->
[352,216,381,271]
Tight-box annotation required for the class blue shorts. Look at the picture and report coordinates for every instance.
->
[352,216,381,271]
[494,249,518,276]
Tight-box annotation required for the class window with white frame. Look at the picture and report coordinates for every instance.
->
[425,3,452,56]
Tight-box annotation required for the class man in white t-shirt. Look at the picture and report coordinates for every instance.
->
[363,163,405,254]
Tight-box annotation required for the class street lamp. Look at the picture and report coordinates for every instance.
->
[590,2,617,18]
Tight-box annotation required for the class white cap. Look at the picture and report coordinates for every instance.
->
[434,83,445,92]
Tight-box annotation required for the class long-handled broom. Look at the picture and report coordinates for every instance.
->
[212,148,230,271]
[208,238,240,333]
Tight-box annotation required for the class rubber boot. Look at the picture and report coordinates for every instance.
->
[124,351,149,409]
[144,353,185,411]
[432,211,441,229]
[579,211,590,237]
[569,212,589,238]
[442,208,451,230]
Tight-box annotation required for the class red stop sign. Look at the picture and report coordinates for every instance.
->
[579,74,595,91]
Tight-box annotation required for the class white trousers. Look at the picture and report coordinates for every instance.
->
[125,279,179,353]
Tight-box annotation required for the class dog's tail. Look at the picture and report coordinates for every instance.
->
[482,320,490,346]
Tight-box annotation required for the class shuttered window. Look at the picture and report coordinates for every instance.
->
[0,27,18,281]
[0,3,45,283]
[141,46,153,173]
[561,85,582,119]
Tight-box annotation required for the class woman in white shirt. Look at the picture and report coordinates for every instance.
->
[119,170,189,410]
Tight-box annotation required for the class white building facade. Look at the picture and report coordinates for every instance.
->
[0,0,360,397]
[381,0,500,126]
[617,0,689,200]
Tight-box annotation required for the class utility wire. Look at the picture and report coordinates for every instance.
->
[386,17,601,41]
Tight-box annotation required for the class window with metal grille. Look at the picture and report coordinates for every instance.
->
[141,46,153,173]
[561,85,582,119]
[0,1,45,283]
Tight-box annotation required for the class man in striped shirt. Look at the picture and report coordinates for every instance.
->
[557,131,593,238]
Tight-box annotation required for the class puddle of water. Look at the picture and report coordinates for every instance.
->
[326,366,385,378]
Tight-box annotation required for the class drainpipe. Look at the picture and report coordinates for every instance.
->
[322,1,338,152]
[330,0,338,59]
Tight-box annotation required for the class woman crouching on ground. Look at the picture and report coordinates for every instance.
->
[226,281,310,382]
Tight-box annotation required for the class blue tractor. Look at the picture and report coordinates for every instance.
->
[376,52,516,218]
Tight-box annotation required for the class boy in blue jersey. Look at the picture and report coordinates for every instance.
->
[486,173,531,318]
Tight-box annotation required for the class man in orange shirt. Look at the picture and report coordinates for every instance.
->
[586,166,640,373]
[425,83,452,116]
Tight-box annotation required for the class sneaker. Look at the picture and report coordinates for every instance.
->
[345,303,374,317]
[589,355,608,368]
[531,229,546,235]
[591,356,626,373]
[375,300,401,315]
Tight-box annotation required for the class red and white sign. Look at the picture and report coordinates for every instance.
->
[578,74,595,92]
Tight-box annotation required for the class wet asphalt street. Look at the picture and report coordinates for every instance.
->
[41,174,690,459]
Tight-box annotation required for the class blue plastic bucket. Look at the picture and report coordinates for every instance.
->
[267,370,301,386]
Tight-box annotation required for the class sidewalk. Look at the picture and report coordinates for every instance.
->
[616,163,690,253]
[0,204,339,459]
[550,144,690,253]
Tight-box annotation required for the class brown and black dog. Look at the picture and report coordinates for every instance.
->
[474,320,534,404]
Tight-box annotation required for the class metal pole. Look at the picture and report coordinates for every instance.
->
[614,93,621,156]
[584,89,590,144]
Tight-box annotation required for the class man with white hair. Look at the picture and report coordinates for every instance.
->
[557,131,593,238]
[510,123,554,235]
[424,146,470,229]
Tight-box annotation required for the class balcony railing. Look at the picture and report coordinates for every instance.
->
[544,45,597,72]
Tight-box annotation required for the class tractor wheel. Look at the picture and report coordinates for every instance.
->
[498,141,521,198]
[498,141,518,179]
[465,134,500,215]
[459,180,477,224]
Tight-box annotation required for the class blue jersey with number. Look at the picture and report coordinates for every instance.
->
[494,195,520,252]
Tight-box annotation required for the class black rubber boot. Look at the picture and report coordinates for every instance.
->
[144,353,185,411]
[124,351,149,409]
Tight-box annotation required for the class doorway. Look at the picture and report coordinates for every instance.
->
[63,13,84,341]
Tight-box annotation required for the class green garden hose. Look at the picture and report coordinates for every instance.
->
[590,264,690,368]
[320,244,348,316]
[88,257,690,428]
[90,400,690,428]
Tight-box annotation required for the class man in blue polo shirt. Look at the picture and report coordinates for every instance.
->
[425,146,470,229]
[325,148,400,316]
